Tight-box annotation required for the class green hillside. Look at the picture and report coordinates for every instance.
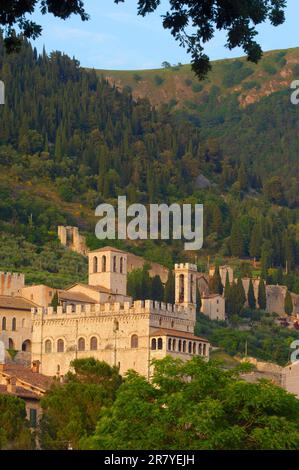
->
[0,38,298,289]
[95,47,299,110]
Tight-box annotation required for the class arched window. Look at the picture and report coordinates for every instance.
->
[203,343,207,356]
[102,255,107,272]
[188,341,192,354]
[57,339,64,353]
[159,317,162,326]
[2,317,6,331]
[198,343,202,355]
[151,338,156,350]
[45,340,52,354]
[22,340,31,352]
[78,338,85,351]
[90,337,98,351]
[8,338,14,349]
[12,318,17,331]
[183,340,186,353]
[131,334,138,348]
[172,339,176,351]
[171,320,174,328]
[157,338,163,350]
[168,338,172,351]
[93,256,98,273]
[190,275,194,303]
[179,274,184,303]
[120,257,123,274]
[113,256,117,272]
[193,342,196,354]
[178,339,182,352]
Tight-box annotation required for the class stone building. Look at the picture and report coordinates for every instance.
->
[0,361,54,427]
[0,272,25,296]
[201,294,226,321]
[30,250,210,378]
[0,296,36,359]
[58,226,87,256]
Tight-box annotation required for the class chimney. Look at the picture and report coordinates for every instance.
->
[31,360,40,374]
[6,376,16,394]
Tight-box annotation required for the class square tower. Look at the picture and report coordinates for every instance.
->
[175,263,197,306]
[88,247,127,296]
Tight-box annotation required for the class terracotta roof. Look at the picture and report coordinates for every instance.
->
[89,246,126,254]
[66,283,112,294]
[0,364,54,392]
[0,384,40,400]
[0,295,38,310]
[150,328,209,342]
[58,290,96,304]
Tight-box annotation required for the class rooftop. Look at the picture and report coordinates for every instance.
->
[89,246,126,254]
[0,384,40,400]
[0,295,38,310]
[150,328,209,343]
[0,364,54,392]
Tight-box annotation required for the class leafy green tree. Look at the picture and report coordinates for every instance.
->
[0,395,33,450]
[82,356,299,450]
[249,221,263,260]
[285,290,293,316]
[258,278,267,311]
[40,358,122,450]
[247,279,256,310]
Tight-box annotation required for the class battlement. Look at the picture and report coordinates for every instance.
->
[0,271,25,296]
[174,263,197,272]
[31,299,194,319]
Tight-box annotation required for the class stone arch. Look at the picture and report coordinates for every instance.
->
[131,334,138,348]
[179,274,184,303]
[102,255,107,272]
[44,339,52,354]
[157,338,163,350]
[113,255,117,273]
[120,257,123,274]
[8,338,14,350]
[12,317,17,331]
[90,336,98,351]
[2,317,6,331]
[151,338,156,350]
[57,338,65,353]
[93,256,98,273]
[78,337,85,351]
[22,339,31,352]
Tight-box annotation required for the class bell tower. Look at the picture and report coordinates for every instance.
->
[175,263,197,306]
[88,247,127,296]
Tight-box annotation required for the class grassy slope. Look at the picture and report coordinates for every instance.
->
[94,47,299,109]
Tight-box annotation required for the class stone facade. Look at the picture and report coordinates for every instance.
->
[30,256,210,378]
[201,294,226,321]
[58,226,87,256]
[0,272,25,296]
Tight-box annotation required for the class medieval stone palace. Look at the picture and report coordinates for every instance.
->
[0,247,210,379]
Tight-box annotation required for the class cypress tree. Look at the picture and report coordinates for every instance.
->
[230,222,244,257]
[151,275,164,302]
[258,279,267,311]
[209,265,223,295]
[164,270,175,304]
[50,291,59,308]
[247,278,256,310]
[196,285,202,313]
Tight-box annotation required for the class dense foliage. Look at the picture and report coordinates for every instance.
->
[82,356,299,450]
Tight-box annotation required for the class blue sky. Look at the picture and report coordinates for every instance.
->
[31,0,299,70]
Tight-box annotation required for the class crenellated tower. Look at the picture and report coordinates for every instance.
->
[88,247,127,296]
